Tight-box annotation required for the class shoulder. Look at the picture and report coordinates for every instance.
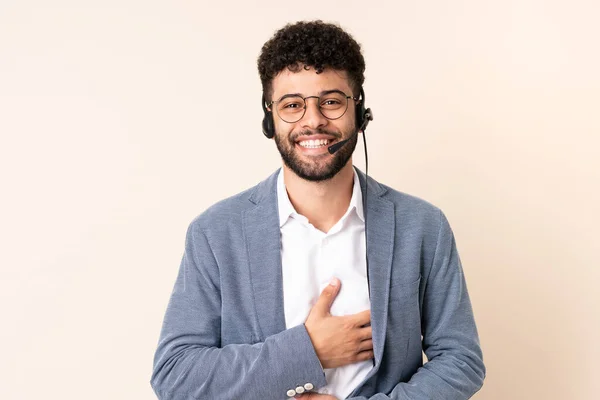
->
[357,168,444,230]
[371,178,450,242]
[192,187,254,227]
[378,182,443,225]
[187,170,278,234]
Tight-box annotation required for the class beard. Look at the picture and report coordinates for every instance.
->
[274,126,358,182]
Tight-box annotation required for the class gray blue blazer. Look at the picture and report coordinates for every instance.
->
[151,168,485,399]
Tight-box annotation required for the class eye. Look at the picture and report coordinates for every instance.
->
[279,98,305,111]
[320,97,344,109]
[283,102,303,109]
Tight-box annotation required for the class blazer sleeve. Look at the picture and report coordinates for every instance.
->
[349,210,486,400]
[150,221,327,400]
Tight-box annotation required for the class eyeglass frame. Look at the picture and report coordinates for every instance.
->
[266,89,360,123]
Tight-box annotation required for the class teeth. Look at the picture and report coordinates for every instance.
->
[298,139,330,148]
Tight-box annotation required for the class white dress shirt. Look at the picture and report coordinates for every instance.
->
[277,167,372,399]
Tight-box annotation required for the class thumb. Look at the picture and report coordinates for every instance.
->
[312,277,340,316]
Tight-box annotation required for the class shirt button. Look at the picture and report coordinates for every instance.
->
[286,389,296,397]
[304,383,314,391]
[295,386,305,394]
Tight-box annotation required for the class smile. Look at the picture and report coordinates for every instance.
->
[297,139,334,149]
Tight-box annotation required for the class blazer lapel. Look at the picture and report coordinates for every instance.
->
[356,168,395,372]
[243,170,287,339]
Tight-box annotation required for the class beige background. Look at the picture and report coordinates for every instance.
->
[1,1,598,399]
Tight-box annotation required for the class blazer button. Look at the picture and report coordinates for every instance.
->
[295,386,305,394]
[286,389,296,397]
[304,383,314,391]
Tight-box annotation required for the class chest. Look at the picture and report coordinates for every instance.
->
[280,218,370,328]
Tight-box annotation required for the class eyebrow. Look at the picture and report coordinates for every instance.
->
[276,89,346,101]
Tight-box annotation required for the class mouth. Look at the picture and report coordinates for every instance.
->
[296,138,335,149]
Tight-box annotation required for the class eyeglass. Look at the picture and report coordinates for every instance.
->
[267,90,359,123]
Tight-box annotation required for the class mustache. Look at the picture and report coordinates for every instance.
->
[290,128,342,141]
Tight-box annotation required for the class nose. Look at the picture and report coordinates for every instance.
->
[300,97,328,130]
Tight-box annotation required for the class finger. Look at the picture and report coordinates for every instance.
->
[349,309,371,327]
[357,325,372,341]
[295,393,316,399]
[358,339,373,352]
[311,277,341,316]
[354,349,375,362]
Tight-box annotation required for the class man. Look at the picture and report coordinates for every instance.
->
[151,21,485,400]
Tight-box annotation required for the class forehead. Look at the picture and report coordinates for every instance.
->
[271,67,352,99]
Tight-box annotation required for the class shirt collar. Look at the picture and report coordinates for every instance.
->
[350,168,365,223]
[277,168,297,227]
[276,167,364,228]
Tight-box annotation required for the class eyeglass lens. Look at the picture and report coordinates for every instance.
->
[275,92,349,123]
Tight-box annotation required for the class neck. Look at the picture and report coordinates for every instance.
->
[282,161,355,233]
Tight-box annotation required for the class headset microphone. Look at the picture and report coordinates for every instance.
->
[327,110,373,154]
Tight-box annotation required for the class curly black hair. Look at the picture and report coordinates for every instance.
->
[257,20,365,101]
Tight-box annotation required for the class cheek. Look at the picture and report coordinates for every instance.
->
[335,117,356,135]
[274,122,296,142]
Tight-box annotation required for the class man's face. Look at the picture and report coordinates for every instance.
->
[270,67,358,182]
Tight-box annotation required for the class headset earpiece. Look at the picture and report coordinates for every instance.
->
[355,88,366,129]
[355,88,372,132]
[261,94,275,139]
